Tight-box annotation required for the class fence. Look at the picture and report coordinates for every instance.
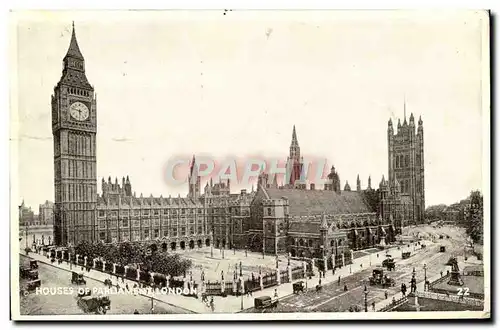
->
[416,291,484,307]
[262,272,278,288]
[377,296,409,312]
[291,267,305,281]
[280,270,290,284]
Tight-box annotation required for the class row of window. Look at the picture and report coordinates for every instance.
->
[99,229,205,241]
[97,224,205,236]
[98,209,205,217]
[68,87,90,97]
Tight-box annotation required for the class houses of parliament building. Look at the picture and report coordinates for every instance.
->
[52,25,425,263]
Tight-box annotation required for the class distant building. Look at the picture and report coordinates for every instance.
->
[19,200,35,226]
[39,201,54,226]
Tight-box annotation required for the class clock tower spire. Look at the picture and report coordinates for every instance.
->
[52,23,97,246]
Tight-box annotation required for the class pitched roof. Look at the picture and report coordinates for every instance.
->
[289,221,320,234]
[65,23,84,60]
[263,188,372,216]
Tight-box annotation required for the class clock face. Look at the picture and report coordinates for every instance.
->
[69,102,89,121]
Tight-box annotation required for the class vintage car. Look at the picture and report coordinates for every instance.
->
[26,279,41,291]
[369,268,395,287]
[293,281,305,294]
[254,296,278,309]
[27,270,39,281]
[382,258,396,271]
[78,296,111,314]
[71,271,87,285]
[402,252,411,259]
[19,266,31,279]
[29,260,38,269]
[440,246,446,252]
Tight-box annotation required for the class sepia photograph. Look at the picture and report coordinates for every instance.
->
[9,10,490,320]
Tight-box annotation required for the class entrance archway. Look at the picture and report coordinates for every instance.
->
[205,238,210,247]
[197,240,202,248]
[180,241,186,250]
[170,242,176,250]
[189,240,195,249]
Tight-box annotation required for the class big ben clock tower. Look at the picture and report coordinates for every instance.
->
[52,23,97,246]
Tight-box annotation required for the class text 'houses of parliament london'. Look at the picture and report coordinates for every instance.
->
[52,24,425,266]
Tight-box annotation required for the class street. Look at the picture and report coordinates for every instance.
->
[19,255,189,315]
[244,225,469,313]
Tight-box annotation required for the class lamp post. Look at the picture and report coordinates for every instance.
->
[364,285,368,312]
[423,264,427,291]
[210,228,214,258]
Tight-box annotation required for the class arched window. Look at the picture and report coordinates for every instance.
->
[267,208,272,216]
[405,155,409,167]
[396,156,400,168]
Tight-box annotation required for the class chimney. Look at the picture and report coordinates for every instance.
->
[310,183,315,190]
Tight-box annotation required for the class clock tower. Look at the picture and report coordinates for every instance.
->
[52,23,97,246]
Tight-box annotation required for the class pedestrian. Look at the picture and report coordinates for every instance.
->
[385,290,388,299]
[344,284,348,292]
[440,270,443,278]
[372,302,376,311]
[274,288,278,298]
[338,275,341,285]
[360,263,363,268]
[210,297,215,312]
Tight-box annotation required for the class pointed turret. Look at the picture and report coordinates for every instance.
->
[409,112,415,125]
[398,118,401,129]
[126,175,130,183]
[320,213,328,230]
[344,181,351,191]
[291,125,299,147]
[367,175,372,190]
[356,175,361,191]
[64,22,84,61]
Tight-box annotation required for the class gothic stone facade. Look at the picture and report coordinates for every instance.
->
[387,111,425,224]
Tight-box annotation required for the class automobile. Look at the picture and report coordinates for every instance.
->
[26,279,41,291]
[369,268,395,287]
[78,296,111,314]
[440,246,446,252]
[382,258,396,271]
[30,260,38,269]
[293,281,305,294]
[254,296,278,309]
[402,252,411,259]
[71,271,87,285]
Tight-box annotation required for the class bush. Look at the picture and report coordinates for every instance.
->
[115,264,125,275]
[126,267,137,280]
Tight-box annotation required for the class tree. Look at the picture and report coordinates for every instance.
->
[466,190,483,245]
[363,189,380,214]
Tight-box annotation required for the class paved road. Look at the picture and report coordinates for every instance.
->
[19,255,188,315]
[245,225,468,313]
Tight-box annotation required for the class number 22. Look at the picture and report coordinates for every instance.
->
[457,287,470,296]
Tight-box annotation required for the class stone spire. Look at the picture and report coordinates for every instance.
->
[356,174,361,191]
[64,22,84,60]
[291,125,299,147]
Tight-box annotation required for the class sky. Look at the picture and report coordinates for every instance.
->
[11,10,488,210]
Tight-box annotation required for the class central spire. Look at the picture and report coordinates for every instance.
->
[64,22,84,60]
[291,125,299,147]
